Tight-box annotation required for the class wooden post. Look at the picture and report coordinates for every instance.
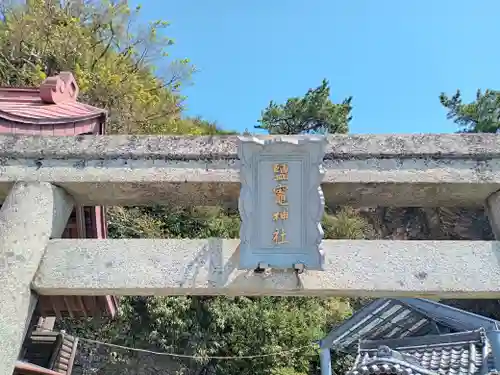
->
[0,182,73,375]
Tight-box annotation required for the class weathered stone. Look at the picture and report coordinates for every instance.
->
[33,238,500,298]
[0,182,73,374]
[2,133,500,159]
[2,134,500,207]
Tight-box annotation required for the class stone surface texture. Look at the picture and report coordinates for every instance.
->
[238,136,327,270]
[2,133,500,158]
[0,182,73,375]
[1,134,500,207]
[33,238,500,298]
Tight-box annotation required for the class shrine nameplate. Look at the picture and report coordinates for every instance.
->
[238,136,327,270]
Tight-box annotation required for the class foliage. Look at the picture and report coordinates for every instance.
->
[138,296,350,375]
[256,79,352,135]
[60,294,352,375]
[108,206,241,239]
[323,207,374,240]
[440,89,500,133]
[0,0,233,135]
[271,368,308,375]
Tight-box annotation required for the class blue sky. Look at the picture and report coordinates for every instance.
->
[132,0,500,134]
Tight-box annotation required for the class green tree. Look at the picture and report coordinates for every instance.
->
[440,89,500,133]
[129,296,351,375]
[0,0,224,135]
[256,79,352,135]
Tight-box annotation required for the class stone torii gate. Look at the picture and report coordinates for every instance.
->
[2,133,500,375]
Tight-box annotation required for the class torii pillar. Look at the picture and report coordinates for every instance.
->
[0,183,73,374]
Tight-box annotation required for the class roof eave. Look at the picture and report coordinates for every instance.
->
[397,298,500,331]
[358,329,485,350]
[0,109,107,125]
[321,299,392,349]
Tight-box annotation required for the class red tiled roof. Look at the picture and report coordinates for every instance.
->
[0,72,106,125]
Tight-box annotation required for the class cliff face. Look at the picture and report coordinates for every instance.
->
[359,207,494,240]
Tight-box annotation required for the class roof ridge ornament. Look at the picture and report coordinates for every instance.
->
[376,345,393,357]
[40,71,79,104]
[376,345,422,367]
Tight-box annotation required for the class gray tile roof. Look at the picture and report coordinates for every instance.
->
[346,330,496,375]
[322,298,500,352]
